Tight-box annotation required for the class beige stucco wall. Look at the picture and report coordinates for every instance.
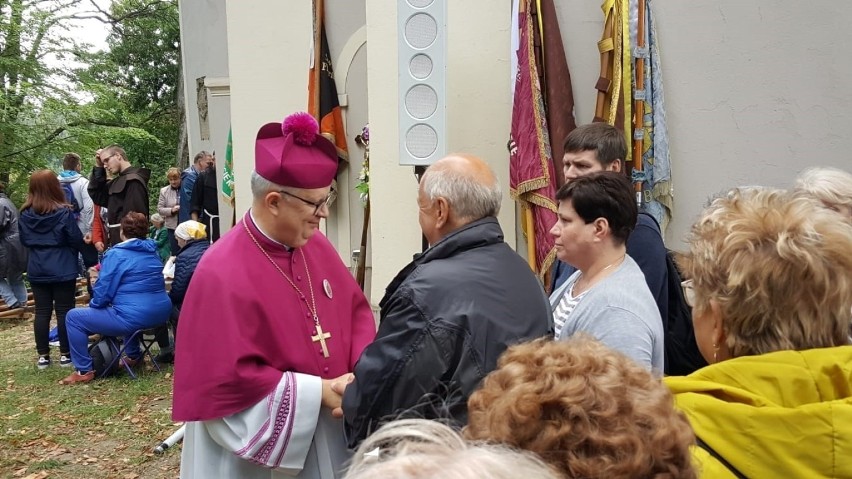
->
[225,0,313,222]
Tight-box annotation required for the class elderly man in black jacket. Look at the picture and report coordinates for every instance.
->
[338,153,553,447]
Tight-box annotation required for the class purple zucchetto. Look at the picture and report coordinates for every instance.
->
[255,112,338,189]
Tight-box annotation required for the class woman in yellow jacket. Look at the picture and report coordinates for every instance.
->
[665,188,852,478]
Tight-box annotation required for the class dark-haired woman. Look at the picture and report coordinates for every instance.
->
[60,212,171,384]
[18,170,86,370]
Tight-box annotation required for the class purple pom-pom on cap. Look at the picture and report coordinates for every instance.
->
[282,112,318,146]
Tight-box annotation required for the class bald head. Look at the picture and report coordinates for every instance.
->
[429,154,497,186]
[421,154,502,223]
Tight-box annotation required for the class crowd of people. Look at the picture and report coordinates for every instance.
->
[0,145,220,382]
[0,111,850,478]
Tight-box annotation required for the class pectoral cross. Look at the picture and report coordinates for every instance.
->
[312,323,331,358]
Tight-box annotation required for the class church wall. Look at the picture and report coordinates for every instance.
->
[177,0,232,233]
[225,0,313,229]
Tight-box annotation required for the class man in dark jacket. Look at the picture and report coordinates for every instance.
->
[87,145,151,247]
[190,157,220,242]
[0,183,28,311]
[338,154,553,447]
[179,151,212,223]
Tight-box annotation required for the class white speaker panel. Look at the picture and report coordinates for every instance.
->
[398,0,446,166]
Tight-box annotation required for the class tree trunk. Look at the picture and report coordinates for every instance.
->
[175,56,189,169]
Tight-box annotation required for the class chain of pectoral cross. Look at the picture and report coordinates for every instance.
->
[243,221,332,357]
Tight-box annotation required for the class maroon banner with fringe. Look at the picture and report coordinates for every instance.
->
[509,2,559,283]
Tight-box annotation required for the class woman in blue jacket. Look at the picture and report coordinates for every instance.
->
[60,212,171,384]
[18,170,86,370]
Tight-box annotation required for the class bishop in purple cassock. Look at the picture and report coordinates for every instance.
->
[173,112,377,478]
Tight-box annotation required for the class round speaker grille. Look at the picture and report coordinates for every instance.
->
[405,85,438,120]
[405,13,437,49]
[407,0,434,7]
[409,54,433,79]
[406,124,438,159]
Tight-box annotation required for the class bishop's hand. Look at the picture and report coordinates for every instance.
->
[322,373,354,418]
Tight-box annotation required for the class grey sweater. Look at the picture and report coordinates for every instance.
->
[550,255,664,374]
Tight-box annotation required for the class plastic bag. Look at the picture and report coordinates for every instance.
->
[162,256,176,279]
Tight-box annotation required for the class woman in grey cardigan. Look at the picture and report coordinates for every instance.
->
[548,172,664,373]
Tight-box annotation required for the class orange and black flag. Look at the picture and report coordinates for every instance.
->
[308,1,348,163]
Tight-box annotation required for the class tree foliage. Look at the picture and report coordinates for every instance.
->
[0,0,180,211]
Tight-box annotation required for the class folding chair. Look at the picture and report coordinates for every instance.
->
[101,328,162,379]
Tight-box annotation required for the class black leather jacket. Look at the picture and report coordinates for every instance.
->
[342,217,552,446]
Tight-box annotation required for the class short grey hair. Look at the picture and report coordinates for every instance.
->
[250,170,286,200]
[194,150,213,164]
[346,419,559,479]
[150,213,164,224]
[794,166,852,212]
[421,166,502,221]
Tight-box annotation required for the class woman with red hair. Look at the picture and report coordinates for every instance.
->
[18,170,87,370]
[465,336,696,479]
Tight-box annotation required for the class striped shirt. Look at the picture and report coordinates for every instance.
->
[553,278,588,339]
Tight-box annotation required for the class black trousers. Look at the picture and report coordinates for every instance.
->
[167,228,179,256]
[31,280,76,356]
[80,243,99,269]
[154,305,180,351]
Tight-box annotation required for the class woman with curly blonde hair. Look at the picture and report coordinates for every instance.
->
[465,336,696,479]
[667,188,852,477]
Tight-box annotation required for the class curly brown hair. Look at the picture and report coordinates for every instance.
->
[120,211,149,240]
[465,337,696,479]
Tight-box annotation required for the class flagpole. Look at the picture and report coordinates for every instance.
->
[524,205,537,273]
[355,200,370,290]
[594,3,616,122]
[632,0,646,207]
[309,0,324,117]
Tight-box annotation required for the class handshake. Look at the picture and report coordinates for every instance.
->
[322,373,355,418]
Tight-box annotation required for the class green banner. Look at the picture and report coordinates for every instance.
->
[221,127,234,206]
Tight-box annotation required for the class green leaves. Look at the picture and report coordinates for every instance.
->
[0,0,180,210]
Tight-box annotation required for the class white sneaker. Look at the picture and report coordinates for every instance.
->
[37,356,51,370]
[59,355,73,368]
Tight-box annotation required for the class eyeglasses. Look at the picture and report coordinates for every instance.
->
[278,189,337,216]
[681,279,695,308]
